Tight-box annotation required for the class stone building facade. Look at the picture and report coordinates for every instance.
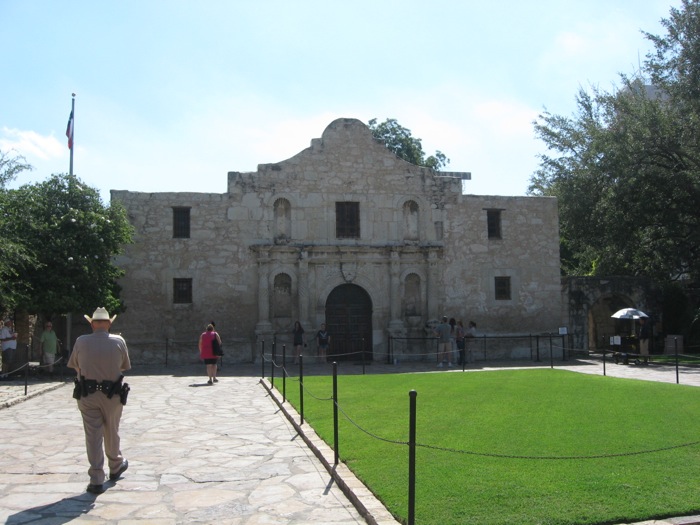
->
[111,118,562,364]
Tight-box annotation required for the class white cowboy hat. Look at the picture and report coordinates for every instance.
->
[84,307,117,323]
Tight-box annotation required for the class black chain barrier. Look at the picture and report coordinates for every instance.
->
[260,338,700,525]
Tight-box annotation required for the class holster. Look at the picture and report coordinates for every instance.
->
[72,377,82,400]
[106,375,124,399]
[119,382,130,405]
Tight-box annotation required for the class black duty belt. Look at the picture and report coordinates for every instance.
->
[73,375,128,403]
[84,379,117,394]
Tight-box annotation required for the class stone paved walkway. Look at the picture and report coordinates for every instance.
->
[1,358,700,524]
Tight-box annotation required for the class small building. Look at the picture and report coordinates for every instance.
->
[111,118,562,364]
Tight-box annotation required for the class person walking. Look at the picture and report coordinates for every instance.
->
[199,323,222,384]
[40,320,59,375]
[67,307,131,495]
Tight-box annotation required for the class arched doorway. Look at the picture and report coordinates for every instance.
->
[588,294,636,351]
[325,284,373,362]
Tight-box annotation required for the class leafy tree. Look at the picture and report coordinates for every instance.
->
[0,151,34,311]
[368,118,450,170]
[0,150,32,188]
[2,173,133,316]
[530,0,700,283]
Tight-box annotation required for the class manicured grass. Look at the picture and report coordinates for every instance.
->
[279,369,700,525]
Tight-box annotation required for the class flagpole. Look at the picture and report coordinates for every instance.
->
[66,93,76,359]
[69,93,75,176]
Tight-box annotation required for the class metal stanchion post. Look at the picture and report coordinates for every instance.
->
[299,354,304,425]
[333,361,339,465]
[361,338,366,375]
[408,389,417,525]
[261,340,265,378]
[282,344,287,403]
[271,342,275,388]
[549,333,554,369]
[675,337,679,385]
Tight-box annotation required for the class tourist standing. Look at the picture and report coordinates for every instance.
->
[1,318,18,375]
[455,320,466,365]
[316,323,330,363]
[198,324,222,384]
[292,321,305,364]
[40,320,59,375]
[434,316,452,367]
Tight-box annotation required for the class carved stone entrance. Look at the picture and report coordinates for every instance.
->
[325,284,373,362]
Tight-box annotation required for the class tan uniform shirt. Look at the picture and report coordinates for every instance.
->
[68,330,131,381]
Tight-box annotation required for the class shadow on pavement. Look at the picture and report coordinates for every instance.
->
[5,493,98,525]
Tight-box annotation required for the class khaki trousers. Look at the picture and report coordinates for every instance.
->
[78,392,125,485]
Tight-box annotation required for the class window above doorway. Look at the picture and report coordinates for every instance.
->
[336,202,360,239]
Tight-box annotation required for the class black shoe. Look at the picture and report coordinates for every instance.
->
[109,459,129,481]
[86,483,104,494]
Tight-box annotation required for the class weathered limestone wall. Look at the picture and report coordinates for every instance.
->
[443,194,561,332]
[112,118,562,365]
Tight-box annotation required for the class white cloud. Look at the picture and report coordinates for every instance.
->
[0,127,65,161]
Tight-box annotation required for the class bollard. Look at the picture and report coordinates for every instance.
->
[299,354,304,425]
[271,342,275,388]
[260,340,265,379]
[282,344,287,403]
[603,348,607,376]
[408,389,417,525]
[333,361,339,465]
[361,338,366,375]
[675,337,679,385]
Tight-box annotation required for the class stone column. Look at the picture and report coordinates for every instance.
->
[427,250,440,319]
[297,249,311,328]
[389,249,404,331]
[255,252,273,335]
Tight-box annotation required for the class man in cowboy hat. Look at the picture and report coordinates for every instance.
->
[68,307,131,495]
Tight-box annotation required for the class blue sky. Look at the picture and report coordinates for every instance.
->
[1,0,680,203]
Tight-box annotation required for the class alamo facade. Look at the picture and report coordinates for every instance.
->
[111,118,562,364]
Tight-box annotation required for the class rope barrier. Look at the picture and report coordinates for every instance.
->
[274,383,700,462]
[334,401,408,445]
[413,439,700,460]
[264,350,700,467]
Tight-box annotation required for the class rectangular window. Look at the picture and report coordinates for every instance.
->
[173,207,191,239]
[173,278,193,304]
[487,209,502,239]
[494,276,511,301]
[336,202,360,239]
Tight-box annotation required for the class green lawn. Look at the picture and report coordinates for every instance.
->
[279,369,700,525]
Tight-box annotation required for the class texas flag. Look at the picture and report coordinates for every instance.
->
[65,110,74,150]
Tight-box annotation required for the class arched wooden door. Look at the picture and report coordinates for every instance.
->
[325,284,373,362]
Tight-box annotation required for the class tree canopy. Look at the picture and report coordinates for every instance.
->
[530,0,700,283]
[368,118,450,170]
[0,155,133,316]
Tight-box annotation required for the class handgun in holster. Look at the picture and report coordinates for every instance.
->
[106,375,124,399]
[119,382,130,405]
[72,376,88,400]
